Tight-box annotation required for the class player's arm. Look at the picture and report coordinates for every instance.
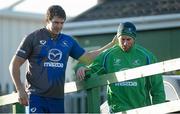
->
[149,55,166,104]
[78,35,117,65]
[77,50,107,80]
[9,55,28,106]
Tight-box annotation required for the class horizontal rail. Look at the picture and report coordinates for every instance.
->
[1,58,180,106]
[0,93,18,106]
[116,100,180,114]
[65,57,180,92]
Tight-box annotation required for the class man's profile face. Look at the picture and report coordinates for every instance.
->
[47,16,65,35]
[118,35,134,52]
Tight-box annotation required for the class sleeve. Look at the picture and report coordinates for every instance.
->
[69,38,85,60]
[15,34,33,59]
[86,52,107,77]
[148,55,166,104]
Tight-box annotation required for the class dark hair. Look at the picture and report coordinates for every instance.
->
[46,5,66,22]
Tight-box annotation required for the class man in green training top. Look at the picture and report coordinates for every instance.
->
[76,22,166,113]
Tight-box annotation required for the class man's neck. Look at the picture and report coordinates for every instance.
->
[46,26,59,39]
[50,32,58,38]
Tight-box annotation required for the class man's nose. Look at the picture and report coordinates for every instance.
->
[123,40,128,46]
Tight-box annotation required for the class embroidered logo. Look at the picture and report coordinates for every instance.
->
[113,59,122,66]
[40,40,46,45]
[62,40,69,47]
[132,59,141,66]
[18,49,26,54]
[30,107,37,113]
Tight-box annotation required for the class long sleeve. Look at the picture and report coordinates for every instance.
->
[86,52,107,77]
[148,55,166,104]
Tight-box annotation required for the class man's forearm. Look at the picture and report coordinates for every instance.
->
[85,39,115,63]
[78,36,116,65]
[96,39,116,53]
[9,64,24,91]
[9,56,26,91]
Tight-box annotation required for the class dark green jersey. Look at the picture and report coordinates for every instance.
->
[87,44,165,112]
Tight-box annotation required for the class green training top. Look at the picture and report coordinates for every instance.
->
[87,44,165,113]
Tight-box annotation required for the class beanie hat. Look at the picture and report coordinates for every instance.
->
[117,22,136,39]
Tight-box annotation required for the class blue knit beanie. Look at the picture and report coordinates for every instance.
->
[117,22,136,39]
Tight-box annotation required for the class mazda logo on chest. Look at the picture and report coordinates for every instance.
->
[48,49,62,62]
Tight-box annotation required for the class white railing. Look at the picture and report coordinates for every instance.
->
[1,58,180,113]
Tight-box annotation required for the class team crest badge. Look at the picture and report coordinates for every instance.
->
[40,40,46,45]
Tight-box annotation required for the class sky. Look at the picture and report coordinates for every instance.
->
[0,0,97,17]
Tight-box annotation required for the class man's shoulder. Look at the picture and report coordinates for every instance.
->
[60,33,77,42]
[135,44,157,61]
[135,44,154,55]
[61,33,71,37]
[25,28,46,38]
[98,45,119,58]
[21,28,48,46]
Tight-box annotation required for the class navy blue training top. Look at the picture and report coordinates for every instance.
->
[16,28,85,98]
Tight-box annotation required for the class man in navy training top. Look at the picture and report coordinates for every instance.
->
[9,5,115,113]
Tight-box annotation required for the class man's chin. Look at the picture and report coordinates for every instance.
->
[53,31,60,35]
[52,29,60,34]
[122,48,129,52]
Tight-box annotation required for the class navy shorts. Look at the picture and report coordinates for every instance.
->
[28,94,64,113]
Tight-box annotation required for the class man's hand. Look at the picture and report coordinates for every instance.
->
[76,66,90,81]
[17,88,28,106]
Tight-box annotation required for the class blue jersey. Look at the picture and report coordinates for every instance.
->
[16,28,85,98]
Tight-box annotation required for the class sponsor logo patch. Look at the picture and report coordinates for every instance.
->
[44,48,64,68]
